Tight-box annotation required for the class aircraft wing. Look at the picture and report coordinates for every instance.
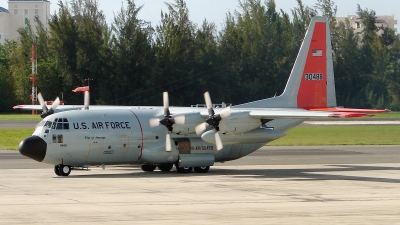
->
[13,104,146,114]
[248,108,369,119]
[13,105,84,112]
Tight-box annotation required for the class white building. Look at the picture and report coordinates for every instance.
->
[0,0,51,45]
[336,15,398,34]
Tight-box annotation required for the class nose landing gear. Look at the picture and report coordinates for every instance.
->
[54,164,71,176]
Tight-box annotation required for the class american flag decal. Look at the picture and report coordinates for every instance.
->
[312,49,322,56]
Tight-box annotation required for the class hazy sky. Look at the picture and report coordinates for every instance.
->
[1,0,399,30]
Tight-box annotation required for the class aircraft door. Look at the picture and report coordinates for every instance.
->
[86,143,101,163]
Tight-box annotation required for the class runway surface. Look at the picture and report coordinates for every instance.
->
[1,146,399,224]
[0,120,39,129]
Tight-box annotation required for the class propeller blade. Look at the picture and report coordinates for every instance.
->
[51,97,60,111]
[215,132,223,151]
[165,133,171,152]
[195,122,208,135]
[204,91,212,109]
[149,118,160,127]
[163,91,169,109]
[173,115,185,125]
[219,106,231,119]
[38,93,48,113]
[37,93,46,108]
[38,93,49,118]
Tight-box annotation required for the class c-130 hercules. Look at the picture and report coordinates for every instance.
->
[18,16,388,176]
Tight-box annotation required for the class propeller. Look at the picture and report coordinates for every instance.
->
[195,91,231,150]
[149,92,185,152]
[38,93,60,118]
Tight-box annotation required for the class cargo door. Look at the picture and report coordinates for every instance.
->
[86,143,101,163]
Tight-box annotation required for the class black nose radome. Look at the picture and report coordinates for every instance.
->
[18,136,47,162]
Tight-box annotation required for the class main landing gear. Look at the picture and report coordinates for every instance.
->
[140,164,174,172]
[54,164,71,176]
[176,165,210,173]
[141,165,157,172]
[140,163,210,174]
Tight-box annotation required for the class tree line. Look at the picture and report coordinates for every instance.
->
[0,0,399,113]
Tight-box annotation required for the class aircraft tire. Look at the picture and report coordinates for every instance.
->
[141,165,157,172]
[59,165,71,176]
[194,166,210,173]
[175,164,192,174]
[54,165,61,176]
[158,164,173,172]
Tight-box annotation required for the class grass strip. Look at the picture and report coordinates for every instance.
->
[0,129,34,150]
[373,111,400,118]
[269,126,400,146]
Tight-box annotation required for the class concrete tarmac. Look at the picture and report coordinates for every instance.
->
[1,146,399,224]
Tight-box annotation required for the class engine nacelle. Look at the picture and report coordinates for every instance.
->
[218,111,261,134]
[201,128,286,145]
[141,141,178,164]
[172,112,204,135]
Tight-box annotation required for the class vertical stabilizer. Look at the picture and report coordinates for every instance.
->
[235,16,336,108]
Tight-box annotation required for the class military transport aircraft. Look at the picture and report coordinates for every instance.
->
[18,16,388,176]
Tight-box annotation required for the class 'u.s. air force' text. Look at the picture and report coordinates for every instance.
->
[73,122,131,130]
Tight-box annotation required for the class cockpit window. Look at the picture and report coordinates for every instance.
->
[36,120,46,129]
[46,118,70,130]
[44,121,52,128]
[54,118,69,130]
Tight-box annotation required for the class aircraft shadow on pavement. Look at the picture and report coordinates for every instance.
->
[215,165,400,184]
[64,164,400,184]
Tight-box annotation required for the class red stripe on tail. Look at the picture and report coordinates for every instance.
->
[297,22,327,108]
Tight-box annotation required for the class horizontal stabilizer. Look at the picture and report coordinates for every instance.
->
[249,109,369,119]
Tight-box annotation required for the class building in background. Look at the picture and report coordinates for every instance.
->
[0,6,10,44]
[0,0,51,45]
[336,15,398,34]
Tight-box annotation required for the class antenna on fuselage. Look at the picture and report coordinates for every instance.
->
[72,84,90,110]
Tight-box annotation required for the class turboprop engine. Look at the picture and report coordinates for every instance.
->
[217,111,261,134]
[201,128,286,145]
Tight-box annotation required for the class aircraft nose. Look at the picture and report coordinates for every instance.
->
[18,136,47,162]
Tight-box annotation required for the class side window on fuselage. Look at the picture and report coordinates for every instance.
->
[52,134,64,143]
